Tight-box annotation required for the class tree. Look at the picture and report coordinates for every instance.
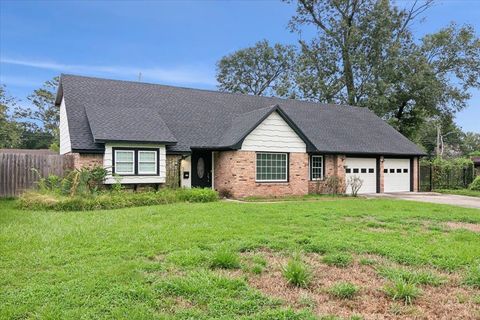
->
[289,0,479,139]
[0,85,23,148]
[15,77,59,135]
[14,77,59,149]
[461,132,480,155]
[216,40,296,97]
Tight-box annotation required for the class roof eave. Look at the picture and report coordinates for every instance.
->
[94,139,177,146]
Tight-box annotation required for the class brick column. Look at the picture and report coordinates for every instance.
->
[379,156,385,193]
[412,157,419,192]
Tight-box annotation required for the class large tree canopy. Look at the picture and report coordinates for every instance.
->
[216,0,480,143]
[216,40,296,97]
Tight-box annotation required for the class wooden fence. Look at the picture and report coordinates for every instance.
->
[0,151,75,198]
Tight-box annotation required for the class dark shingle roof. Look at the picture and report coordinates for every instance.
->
[85,105,176,144]
[58,74,425,155]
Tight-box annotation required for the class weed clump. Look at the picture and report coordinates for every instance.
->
[282,255,311,287]
[328,282,359,299]
[210,247,240,269]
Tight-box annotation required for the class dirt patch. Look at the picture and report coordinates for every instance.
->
[445,221,480,233]
[238,250,480,320]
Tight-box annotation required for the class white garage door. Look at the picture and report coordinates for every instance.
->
[384,158,410,192]
[345,157,377,194]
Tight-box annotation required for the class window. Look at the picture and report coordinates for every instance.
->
[368,168,374,173]
[114,150,135,174]
[310,155,323,180]
[397,168,402,173]
[403,168,408,173]
[384,168,388,173]
[390,168,395,173]
[353,168,359,173]
[346,168,351,173]
[113,148,159,175]
[138,151,157,174]
[256,153,287,182]
[361,168,367,173]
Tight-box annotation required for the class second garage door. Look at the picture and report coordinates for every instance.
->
[384,158,410,192]
[345,157,377,194]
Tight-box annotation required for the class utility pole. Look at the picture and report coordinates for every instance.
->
[436,125,441,158]
[138,72,142,82]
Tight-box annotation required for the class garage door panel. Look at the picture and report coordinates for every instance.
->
[384,158,410,192]
[345,157,377,194]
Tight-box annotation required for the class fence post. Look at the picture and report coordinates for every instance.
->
[429,164,433,191]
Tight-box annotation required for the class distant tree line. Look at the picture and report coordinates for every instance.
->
[1,77,59,151]
[216,0,480,158]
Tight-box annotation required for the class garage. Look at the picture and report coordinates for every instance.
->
[384,158,411,192]
[345,157,377,194]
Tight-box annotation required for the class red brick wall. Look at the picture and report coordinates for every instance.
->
[72,153,103,170]
[307,154,346,194]
[214,151,309,198]
[413,156,419,192]
[379,156,385,193]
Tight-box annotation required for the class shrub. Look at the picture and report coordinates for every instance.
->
[463,264,480,288]
[469,176,480,191]
[321,176,343,195]
[347,176,363,197]
[218,188,233,199]
[282,256,311,287]
[210,247,240,269]
[18,188,218,211]
[384,280,421,305]
[177,188,218,203]
[328,282,359,299]
[322,253,353,268]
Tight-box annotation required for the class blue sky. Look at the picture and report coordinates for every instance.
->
[0,0,478,133]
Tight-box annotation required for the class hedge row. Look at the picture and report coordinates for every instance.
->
[17,188,218,211]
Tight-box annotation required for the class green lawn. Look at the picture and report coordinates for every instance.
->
[436,189,480,197]
[1,198,479,319]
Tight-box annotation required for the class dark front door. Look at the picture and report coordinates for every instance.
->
[191,151,212,188]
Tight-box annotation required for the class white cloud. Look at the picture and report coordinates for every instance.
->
[0,57,217,86]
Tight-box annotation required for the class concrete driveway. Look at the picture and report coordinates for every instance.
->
[366,192,480,209]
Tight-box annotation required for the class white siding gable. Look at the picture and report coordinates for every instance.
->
[103,143,166,184]
[59,98,72,154]
[241,111,306,153]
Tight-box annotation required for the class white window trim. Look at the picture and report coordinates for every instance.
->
[138,150,158,175]
[255,152,288,182]
[114,150,135,175]
[310,155,324,180]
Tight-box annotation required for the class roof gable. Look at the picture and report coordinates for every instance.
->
[207,105,315,151]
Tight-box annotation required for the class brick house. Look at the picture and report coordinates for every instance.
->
[58,74,425,197]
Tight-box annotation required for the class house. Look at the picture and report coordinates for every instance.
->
[57,74,425,197]
[473,157,480,176]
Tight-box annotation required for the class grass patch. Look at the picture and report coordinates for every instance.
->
[377,266,446,286]
[384,280,421,305]
[435,189,480,197]
[1,198,480,318]
[322,253,353,268]
[359,257,376,266]
[282,255,311,287]
[17,188,218,211]
[328,282,359,299]
[242,193,349,202]
[209,247,240,269]
[462,263,480,288]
